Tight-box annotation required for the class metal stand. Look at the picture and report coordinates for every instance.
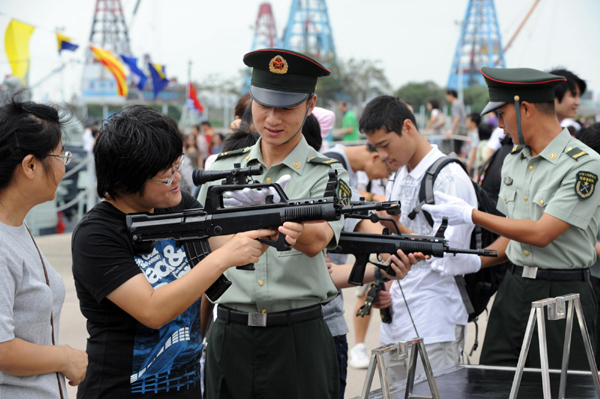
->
[509,294,600,399]
[361,338,440,399]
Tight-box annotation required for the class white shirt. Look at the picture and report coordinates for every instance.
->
[486,127,506,152]
[381,145,478,345]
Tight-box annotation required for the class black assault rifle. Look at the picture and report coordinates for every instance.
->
[127,164,400,301]
[330,214,498,286]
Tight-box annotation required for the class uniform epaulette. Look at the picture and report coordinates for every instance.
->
[510,145,525,155]
[216,147,251,160]
[566,147,588,161]
[308,156,339,165]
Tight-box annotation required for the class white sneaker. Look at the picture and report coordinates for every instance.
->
[349,343,370,369]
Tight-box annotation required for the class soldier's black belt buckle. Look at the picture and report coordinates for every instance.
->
[248,312,267,327]
[522,265,538,279]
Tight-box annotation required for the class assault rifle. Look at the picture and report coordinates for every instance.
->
[330,214,498,286]
[127,164,400,301]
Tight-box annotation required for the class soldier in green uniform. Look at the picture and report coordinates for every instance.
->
[197,49,415,399]
[422,67,600,370]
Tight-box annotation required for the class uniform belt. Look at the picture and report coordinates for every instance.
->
[216,304,323,327]
[511,265,590,282]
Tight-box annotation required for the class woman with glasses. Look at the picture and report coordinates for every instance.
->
[71,105,274,398]
[0,98,88,398]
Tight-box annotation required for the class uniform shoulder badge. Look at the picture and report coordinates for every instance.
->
[574,171,597,200]
[566,147,588,161]
[510,145,525,155]
[308,156,339,166]
[337,178,352,206]
[216,147,250,160]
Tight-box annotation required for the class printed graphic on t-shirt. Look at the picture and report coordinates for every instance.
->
[131,240,201,394]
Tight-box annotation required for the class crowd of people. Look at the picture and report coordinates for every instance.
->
[2,46,600,399]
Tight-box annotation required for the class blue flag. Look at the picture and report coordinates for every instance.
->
[148,63,169,99]
[56,33,78,53]
[121,55,148,91]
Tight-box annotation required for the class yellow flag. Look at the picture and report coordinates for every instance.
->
[4,19,35,84]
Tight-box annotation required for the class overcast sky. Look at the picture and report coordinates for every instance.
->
[1,0,599,103]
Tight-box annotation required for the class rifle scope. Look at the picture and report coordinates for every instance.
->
[192,165,263,186]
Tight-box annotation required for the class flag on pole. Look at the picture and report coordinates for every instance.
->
[121,55,148,90]
[56,33,79,53]
[90,45,128,97]
[187,82,204,113]
[149,63,168,99]
[4,19,35,84]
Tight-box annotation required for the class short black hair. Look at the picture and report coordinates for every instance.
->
[550,68,587,102]
[359,95,417,136]
[302,114,322,152]
[0,95,65,189]
[222,131,260,152]
[467,112,481,126]
[446,89,458,98]
[428,99,440,110]
[575,123,600,154]
[478,123,494,141]
[201,121,212,127]
[531,101,555,116]
[94,105,182,199]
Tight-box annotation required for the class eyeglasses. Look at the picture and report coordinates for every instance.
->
[47,151,72,166]
[147,154,185,186]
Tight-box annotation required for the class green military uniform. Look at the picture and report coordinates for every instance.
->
[478,67,600,370]
[200,49,347,399]
[198,136,346,312]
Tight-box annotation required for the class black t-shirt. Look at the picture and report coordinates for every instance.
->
[479,135,514,204]
[72,192,204,398]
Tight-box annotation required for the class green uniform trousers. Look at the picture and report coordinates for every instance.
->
[205,316,339,399]
[480,269,597,370]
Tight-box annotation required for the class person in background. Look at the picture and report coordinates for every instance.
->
[230,92,252,132]
[465,112,482,176]
[444,89,468,155]
[191,124,208,168]
[338,101,361,142]
[0,98,88,398]
[311,106,336,150]
[473,122,493,180]
[210,132,224,155]
[550,68,586,133]
[184,134,202,168]
[201,121,215,154]
[425,99,445,147]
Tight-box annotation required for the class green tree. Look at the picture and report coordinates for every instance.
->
[394,81,445,110]
[463,85,489,114]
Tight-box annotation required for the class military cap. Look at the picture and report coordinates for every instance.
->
[480,67,567,115]
[243,48,331,108]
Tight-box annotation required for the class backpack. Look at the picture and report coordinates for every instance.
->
[408,155,508,323]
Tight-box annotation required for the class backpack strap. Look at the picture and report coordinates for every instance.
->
[408,154,466,226]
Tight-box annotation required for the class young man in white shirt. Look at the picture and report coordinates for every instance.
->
[360,95,480,382]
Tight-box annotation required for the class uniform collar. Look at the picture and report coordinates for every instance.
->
[521,128,571,165]
[245,136,310,175]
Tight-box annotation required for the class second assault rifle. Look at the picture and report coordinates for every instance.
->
[127,164,400,301]
[329,214,498,286]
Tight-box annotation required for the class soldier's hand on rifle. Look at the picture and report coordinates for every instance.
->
[421,191,475,226]
[275,221,304,246]
[214,229,275,266]
[223,174,291,206]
